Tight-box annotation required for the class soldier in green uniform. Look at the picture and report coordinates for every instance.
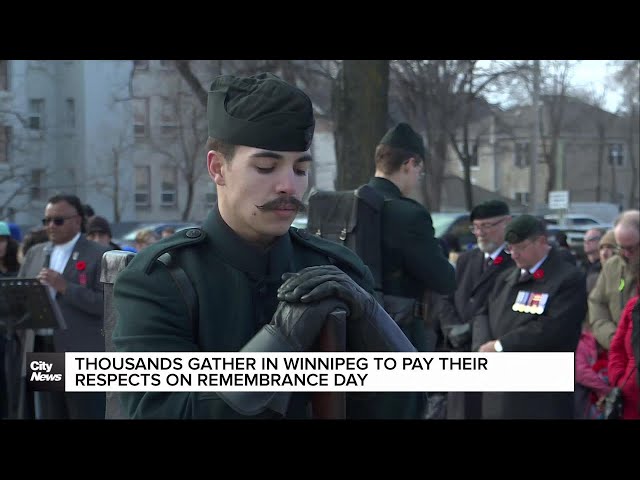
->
[361,123,456,418]
[112,73,415,419]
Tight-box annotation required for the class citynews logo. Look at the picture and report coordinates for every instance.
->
[27,353,65,392]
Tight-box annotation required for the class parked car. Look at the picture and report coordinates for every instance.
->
[114,222,200,249]
[431,212,476,250]
[543,213,613,251]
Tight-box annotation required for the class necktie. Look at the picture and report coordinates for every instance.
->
[483,255,492,272]
[519,269,532,283]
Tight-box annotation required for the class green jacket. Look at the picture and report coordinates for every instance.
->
[367,177,455,299]
[365,177,455,419]
[588,254,637,350]
[112,205,374,419]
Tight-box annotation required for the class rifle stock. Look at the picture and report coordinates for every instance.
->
[311,308,347,419]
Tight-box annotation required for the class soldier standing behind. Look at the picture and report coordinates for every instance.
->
[472,215,586,419]
[362,123,456,419]
[438,200,514,419]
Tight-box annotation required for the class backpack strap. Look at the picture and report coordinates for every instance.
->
[354,184,385,295]
[157,252,199,347]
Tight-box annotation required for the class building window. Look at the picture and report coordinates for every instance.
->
[160,99,178,137]
[133,98,149,138]
[514,142,530,168]
[135,166,151,207]
[134,60,149,70]
[0,126,11,163]
[31,168,45,200]
[608,143,624,167]
[160,166,177,206]
[514,192,529,205]
[65,98,75,128]
[0,60,8,90]
[29,98,45,130]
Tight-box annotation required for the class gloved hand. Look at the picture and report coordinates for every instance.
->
[277,265,375,320]
[447,323,472,350]
[277,265,416,353]
[267,298,348,352]
[218,298,349,417]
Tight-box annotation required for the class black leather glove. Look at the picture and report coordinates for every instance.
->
[447,323,472,350]
[217,298,348,417]
[278,265,416,353]
[277,265,375,320]
[267,299,348,352]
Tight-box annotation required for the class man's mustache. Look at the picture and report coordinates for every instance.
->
[256,196,307,213]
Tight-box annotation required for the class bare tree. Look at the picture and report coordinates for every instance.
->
[85,131,135,222]
[332,60,389,190]
[612,60,640,208]
[147,90,208,221]
[0,105,50,219]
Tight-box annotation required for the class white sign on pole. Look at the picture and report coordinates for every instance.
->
[548,190,569,210]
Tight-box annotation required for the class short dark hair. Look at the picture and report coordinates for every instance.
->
[374,144,421,175]
[47,194,86,233]
[84,204,95,218]
[205,137,236,162]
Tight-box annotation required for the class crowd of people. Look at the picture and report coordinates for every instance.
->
[1,71,638,420]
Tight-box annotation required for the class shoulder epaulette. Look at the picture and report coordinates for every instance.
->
[290,227,366,276]
[139,227,207,275]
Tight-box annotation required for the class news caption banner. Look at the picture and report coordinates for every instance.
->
[26,352,575,392]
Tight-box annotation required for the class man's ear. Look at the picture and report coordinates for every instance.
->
[207,150,226,186]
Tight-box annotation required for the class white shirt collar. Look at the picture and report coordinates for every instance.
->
[52,232,81,254]
[522,253,549,276]
[485,243,507,261]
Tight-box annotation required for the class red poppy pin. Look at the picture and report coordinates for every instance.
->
[76,260,86,271]
[533,269,544,280]
[493,256,504,265]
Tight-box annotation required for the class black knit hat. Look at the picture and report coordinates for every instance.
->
[470,200,510,222]
[207,72,315,152]
[379,123,425,159]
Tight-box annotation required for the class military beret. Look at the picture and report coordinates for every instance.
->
[379,123,425,160]
[470,200,510,222]
[207,72,315,152]
[504,214,546,244]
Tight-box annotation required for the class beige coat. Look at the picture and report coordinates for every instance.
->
[588,254,637,349]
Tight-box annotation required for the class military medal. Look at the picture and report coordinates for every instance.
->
[513,291,527,312]
[72,251,79,261]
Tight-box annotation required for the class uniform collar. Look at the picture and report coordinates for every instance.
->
[368,177,403,199]
[203,202,294,279]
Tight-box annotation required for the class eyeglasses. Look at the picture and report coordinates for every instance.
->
[504,240,534,255]
[469,217,507,233]
[42,215,77,226]
[617,243,639,255]
[584,236,602,243]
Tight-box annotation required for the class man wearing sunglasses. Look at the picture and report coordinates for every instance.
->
[18,194,109,419]
[471,214,586,419]
[589,209,639,350]
[439,199,514,419]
